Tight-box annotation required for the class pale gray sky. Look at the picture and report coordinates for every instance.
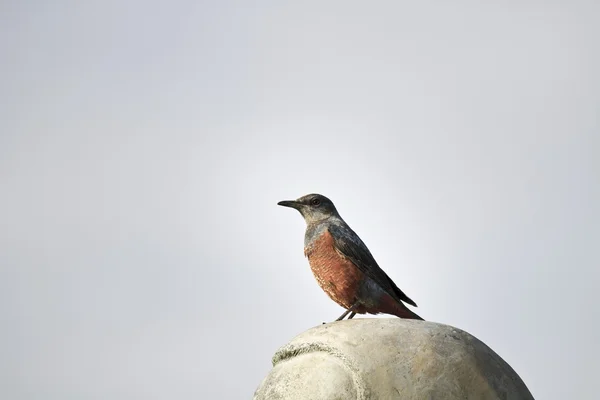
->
[1,1,599,399]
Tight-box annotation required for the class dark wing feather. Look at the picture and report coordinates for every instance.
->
[328,224,418,307]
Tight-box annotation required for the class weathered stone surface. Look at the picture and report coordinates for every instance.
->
[254,319,533,400]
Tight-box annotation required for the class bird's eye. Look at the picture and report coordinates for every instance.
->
[310,197,321,206]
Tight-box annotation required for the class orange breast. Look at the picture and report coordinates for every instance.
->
[304,230,364,309]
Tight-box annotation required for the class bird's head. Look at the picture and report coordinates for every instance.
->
[277,193,339,224]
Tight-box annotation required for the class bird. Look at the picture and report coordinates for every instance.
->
[278,193,423,322]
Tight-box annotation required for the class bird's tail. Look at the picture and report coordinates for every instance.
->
[392,304,424,320]
[380,293,424,320]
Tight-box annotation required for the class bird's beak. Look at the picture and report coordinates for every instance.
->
[277,200,302,210]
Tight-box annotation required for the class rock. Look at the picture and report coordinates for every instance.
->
[253,318,533,400]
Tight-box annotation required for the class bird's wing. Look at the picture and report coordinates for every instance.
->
[328,224,418,307]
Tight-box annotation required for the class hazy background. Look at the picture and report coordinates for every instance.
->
[1,1,599,399]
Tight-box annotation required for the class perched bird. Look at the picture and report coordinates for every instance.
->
[278,193,423,322]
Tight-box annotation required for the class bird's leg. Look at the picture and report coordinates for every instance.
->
[335,309,352,321]
[335,302,360,321]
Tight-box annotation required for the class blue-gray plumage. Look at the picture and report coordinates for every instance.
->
[278,193,423,321]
